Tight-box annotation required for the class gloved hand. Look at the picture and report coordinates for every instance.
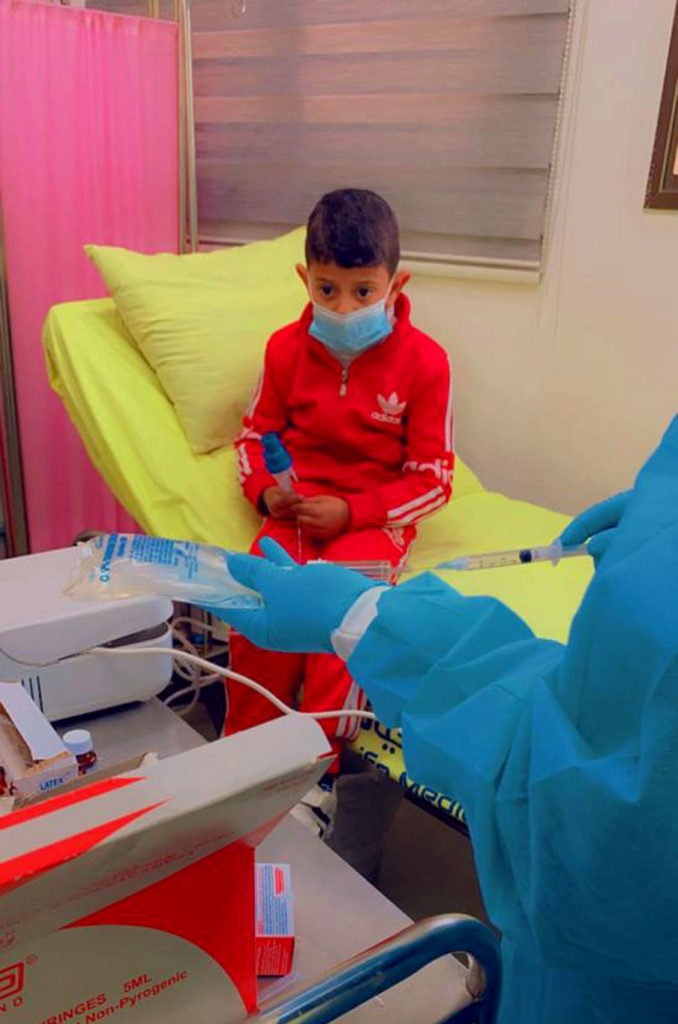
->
[559,490,631,565]
[204,537,378,653]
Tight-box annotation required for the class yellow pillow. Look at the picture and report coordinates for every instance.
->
[85,229,307,454]
[44,298,486,552]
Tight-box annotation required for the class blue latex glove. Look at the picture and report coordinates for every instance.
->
[204,537,377,653]
[559,490,631,564]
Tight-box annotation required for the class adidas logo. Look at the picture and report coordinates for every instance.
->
[371,391,406,425]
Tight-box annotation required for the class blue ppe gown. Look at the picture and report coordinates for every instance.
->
[345,417,678,1023]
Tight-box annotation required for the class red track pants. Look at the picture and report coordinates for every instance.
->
[228,519,415,764]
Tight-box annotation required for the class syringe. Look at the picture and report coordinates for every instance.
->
[434,540,589,572]
[310,541,589,581]
[307,540,589,581]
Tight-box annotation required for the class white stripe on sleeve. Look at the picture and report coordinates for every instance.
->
[444,352,454,452]
[237,445,252,480]
[387,485,443,521]
[390,492,447,526]
[245,371,264,419]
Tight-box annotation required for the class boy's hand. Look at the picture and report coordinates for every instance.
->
[262,486,303,520]
[298,495,350,539]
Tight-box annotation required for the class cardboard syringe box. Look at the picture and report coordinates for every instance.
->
[0,716,331,1023]
[255,863,295,977]
[0,682,77,799]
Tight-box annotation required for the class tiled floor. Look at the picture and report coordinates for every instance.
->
[184,699,218,739]
[377,798,488,924]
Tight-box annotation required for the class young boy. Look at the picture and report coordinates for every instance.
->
[232,189,454,761]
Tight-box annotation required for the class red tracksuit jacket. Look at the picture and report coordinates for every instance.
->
[235,295,454,529]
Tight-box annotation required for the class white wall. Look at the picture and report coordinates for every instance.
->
[408,0,678,514]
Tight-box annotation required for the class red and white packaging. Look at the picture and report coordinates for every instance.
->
[255,863,295,977]
[0,716,331,1023]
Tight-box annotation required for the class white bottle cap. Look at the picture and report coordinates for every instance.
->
[62,729,94,756]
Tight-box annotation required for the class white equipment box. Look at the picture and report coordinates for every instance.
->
[0,547,173,721]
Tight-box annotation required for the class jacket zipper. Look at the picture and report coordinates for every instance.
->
[339,366,349,397]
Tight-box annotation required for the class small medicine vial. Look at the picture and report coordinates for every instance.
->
[63,729,98,775]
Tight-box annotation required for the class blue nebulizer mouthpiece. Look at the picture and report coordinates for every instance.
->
[262,432,293,475]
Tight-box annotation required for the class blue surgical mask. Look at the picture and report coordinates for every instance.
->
[309,289,396,355]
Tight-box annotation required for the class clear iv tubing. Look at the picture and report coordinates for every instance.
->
[0,636,375,724]
[90,646,376,724]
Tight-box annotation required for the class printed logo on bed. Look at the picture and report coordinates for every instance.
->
[0,961,25,1007]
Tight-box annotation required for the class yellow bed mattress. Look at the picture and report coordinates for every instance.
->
[44,297,592,642]
[44,298,593,821]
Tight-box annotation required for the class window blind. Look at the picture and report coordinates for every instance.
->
[192,0,573,268]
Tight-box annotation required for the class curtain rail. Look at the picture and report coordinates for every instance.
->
[174,0,198,252]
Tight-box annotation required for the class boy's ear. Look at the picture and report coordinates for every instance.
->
[390,269,411,301]
[296,263,310,291]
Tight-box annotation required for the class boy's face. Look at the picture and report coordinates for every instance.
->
[296,261,410,316]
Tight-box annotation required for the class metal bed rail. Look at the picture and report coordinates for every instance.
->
[250,914,501,1024]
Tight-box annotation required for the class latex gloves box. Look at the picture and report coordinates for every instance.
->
[0,682,77,799]
[0,716,331,1024]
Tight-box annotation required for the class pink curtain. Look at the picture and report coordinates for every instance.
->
[0,1,178,551]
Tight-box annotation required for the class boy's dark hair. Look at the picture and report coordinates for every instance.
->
[305,189,400,275]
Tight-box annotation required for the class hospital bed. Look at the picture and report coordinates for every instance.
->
[43,297,593,827]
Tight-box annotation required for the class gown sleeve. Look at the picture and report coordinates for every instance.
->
[346,417,678,994]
